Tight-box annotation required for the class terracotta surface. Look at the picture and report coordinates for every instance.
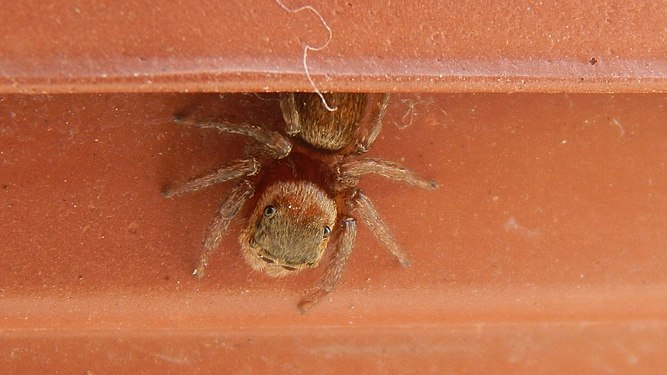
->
[0,0,665,94]
[1,0,667,374]
[2,92,666,373]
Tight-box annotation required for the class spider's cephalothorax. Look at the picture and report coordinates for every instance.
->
[241,180,336,277]
[163,93,437,312]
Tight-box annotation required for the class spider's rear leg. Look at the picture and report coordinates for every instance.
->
[162,157,259,198]
[194,179,255,279]
[299,217,357,313]
[174,116,291,159]
[350,189,412,267]
[279,93,301,136]
[354,93,389,154]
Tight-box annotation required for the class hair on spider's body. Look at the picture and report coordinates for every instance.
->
[163,92,438,312]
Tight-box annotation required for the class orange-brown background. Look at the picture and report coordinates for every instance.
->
[1,1,666,373]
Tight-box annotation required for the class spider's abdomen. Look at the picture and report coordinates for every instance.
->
[294,93,366,151]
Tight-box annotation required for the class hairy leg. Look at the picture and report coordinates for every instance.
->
[336,158,439,191]
[350,189,411,267]
[193,179,255,279]
[279,92,301,136]
[299,217,357,313]
[162,157,259,198]
[174,115,291,159]
[354,93,390,153]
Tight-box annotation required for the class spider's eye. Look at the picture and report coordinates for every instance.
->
[323,226,332,238]
[282,265,297,271]
[263,205,276,218]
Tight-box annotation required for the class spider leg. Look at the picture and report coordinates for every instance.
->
[299,217,357,313]
[354,93,390,153]
[337,158,439,191]
[350,189,412,267]
[279,92,301,136]
[193,179,255,279]
[174,116,291,159]
[162,157,259,198]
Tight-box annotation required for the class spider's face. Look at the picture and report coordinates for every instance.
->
[240,181,337,277]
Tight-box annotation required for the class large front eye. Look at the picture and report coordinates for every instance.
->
[263,205,276,218]
[323,226,331,238]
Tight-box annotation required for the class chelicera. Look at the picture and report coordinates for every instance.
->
[163,93,437,312]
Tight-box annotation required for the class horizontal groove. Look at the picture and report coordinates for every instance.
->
[1,285,666,331]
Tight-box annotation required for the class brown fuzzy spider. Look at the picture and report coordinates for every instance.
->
[163,93,437,312]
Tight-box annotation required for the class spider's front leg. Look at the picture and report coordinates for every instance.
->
[298,186,413,312]
[299,217,357,313]
[194,179,255,279]
[349,189,412,267]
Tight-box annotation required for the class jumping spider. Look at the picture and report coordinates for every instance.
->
[163,93,437,312]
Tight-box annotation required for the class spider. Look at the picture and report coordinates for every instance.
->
[163,93,437,312]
